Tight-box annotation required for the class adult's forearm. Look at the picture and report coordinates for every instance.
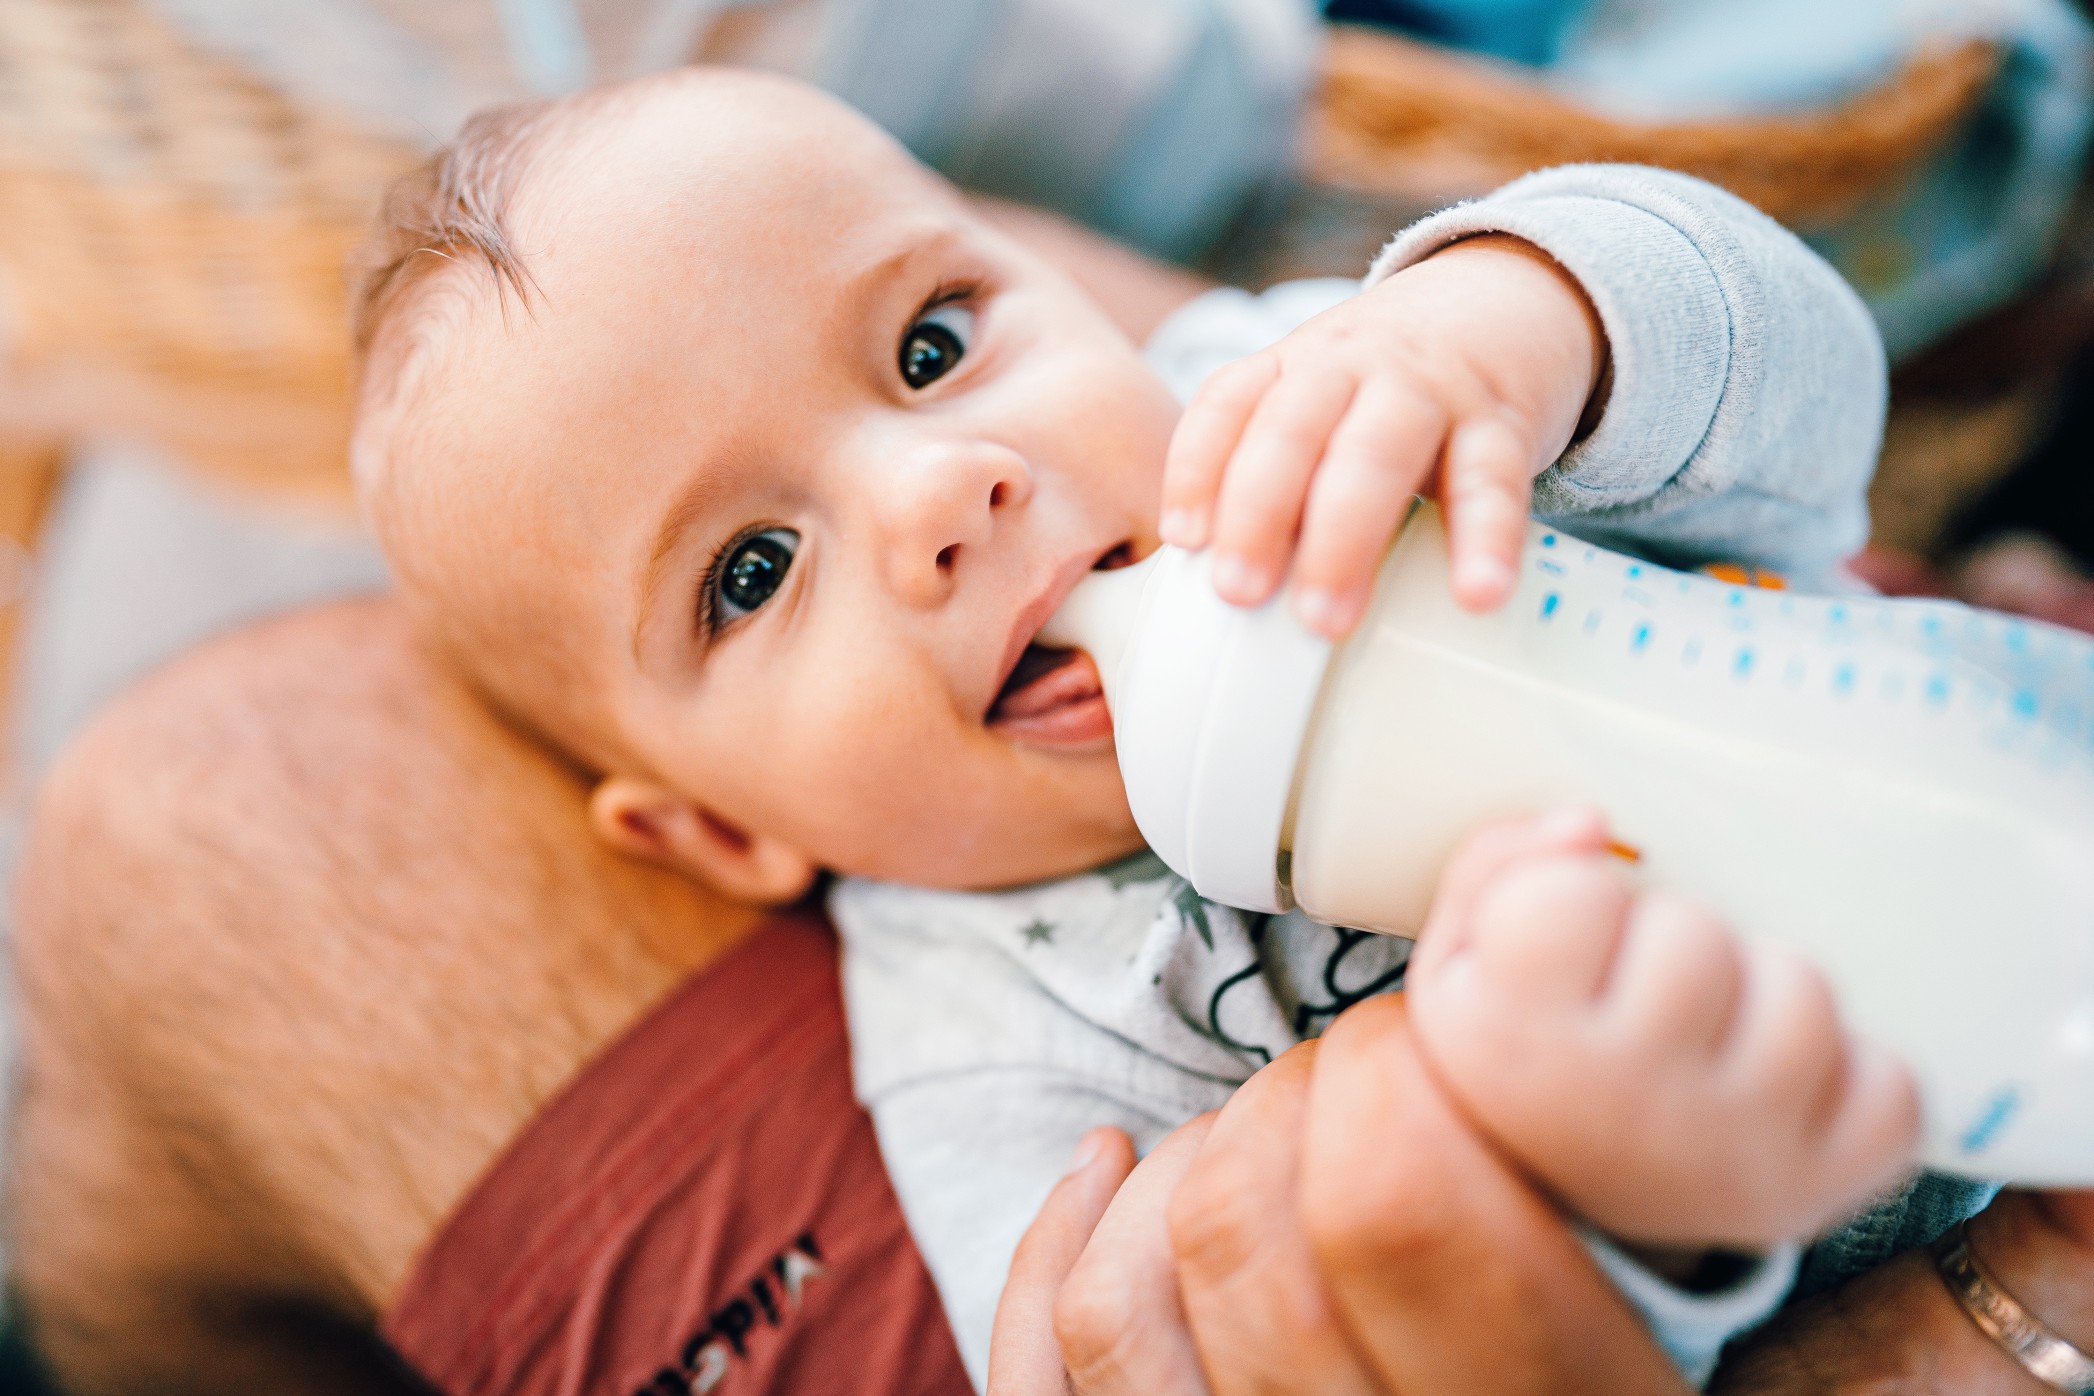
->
[972,196,1215,344]
[1712,1190,2094,1394]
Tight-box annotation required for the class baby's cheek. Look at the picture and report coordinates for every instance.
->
[1032,349,1177,501]
[789,680,984,866]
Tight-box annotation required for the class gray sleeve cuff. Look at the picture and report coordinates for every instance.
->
[1361,164,1885,581]
[1582,1231,1801,1387]
[1364,177,1731,517]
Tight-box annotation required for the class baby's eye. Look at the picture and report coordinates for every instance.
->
[899,303,975,390]
[711,527,798,627]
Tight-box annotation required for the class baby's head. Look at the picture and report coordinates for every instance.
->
[353,69,1176,900]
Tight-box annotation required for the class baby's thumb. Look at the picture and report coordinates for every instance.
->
[1414,808,1610,972]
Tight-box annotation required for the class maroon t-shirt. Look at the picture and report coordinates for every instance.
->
[383,912,972,1396]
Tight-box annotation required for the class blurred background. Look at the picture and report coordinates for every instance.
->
[4,0,2094,1385]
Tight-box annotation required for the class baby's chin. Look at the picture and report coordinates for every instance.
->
[969,780,1144,892]
[947,827,1148,892]
[842,757,1139,892]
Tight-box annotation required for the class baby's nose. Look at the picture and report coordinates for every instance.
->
[880,441,1033,607]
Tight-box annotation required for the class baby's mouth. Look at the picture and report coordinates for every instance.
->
[986,643,1110,746]
[985,540,1136,748]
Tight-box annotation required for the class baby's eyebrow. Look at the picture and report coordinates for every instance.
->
[830,222,968,325]
[633,465,737,661]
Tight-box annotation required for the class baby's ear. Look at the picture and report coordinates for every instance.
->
[589,776,817,906]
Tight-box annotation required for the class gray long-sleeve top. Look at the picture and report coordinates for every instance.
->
[837,164,1903,1390]
[1377,163,1884,583]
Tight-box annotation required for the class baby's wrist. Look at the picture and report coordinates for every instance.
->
[1587,1231,1800,1384]
[1620,1242,1769,1294]
[1412,234,1609,459]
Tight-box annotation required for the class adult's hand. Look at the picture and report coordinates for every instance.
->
[1712,1187,2094,1394]
[988,995,1692,1395]
[990,1117,1211,1396]
[1297,995,1690,1395]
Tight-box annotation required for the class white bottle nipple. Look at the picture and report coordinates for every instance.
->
[1040,543,1335,913]
[1038,551,1160,714]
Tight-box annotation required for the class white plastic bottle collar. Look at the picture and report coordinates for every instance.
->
[1042,547,1333,911]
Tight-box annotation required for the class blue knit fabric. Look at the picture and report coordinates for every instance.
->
[1795,1172,2004,1301]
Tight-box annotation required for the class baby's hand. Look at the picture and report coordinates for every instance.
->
[1160,236,1606,636]
[1405,811,1919,1250]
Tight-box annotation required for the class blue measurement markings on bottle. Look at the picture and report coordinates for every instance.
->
[1538,528,2094,777]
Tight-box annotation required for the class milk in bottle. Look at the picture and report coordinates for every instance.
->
[1040,499,2094,1181]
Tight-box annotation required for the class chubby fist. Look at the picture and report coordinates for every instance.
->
[1160,235,1606,635]
[1405,810,1920,1250]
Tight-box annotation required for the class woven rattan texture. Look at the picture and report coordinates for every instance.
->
[0,0,420,494]
[0,0,422,389]
[1309,26,1997,231]
[0,9,1997,501]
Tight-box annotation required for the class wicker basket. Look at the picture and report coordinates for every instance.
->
[0,0,419,502]
[1307,25,1999,231]
[0,7,2008,510]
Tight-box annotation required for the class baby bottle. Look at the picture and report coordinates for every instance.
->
[1042,500,2094,1182]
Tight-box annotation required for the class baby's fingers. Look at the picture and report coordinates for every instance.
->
[1813,1039,1920,1206]
[1207,370,1359,608]
[1440,416,1538,612]
[1290,382,1446,636]
[1415,808,1611,974]
[1161,356,1278,550]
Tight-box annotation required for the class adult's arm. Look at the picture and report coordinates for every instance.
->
[8,600,764,1393]
[972,197,1216,345]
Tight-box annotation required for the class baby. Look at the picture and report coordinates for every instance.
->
[352,69,1924,1389]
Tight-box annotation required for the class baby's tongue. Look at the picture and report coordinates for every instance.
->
[988,645,1104,726]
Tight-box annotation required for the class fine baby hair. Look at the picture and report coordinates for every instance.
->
[1044,498,2094,1182]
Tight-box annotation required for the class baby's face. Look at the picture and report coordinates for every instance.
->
[389,75,1176,888]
